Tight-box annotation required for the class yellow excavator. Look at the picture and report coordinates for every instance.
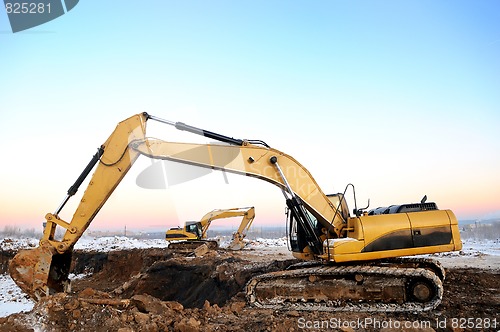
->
[165,207,255,250]
[9,113,462,312]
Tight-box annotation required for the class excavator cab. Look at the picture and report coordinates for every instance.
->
[165,221,203,241]
[185,222,203,239]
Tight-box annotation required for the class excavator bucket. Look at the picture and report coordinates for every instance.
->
[228,241,245,251]
[228,234,246,251]
[9,242,71,300]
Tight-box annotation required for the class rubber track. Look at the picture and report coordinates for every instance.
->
[246,265,443,312]
[286,257,445,281]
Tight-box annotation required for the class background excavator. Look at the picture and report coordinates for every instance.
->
[9,113,462,312]
[165,206,256,250]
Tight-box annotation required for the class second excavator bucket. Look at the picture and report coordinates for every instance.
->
[228,234,245,251]
[9,242,72,301]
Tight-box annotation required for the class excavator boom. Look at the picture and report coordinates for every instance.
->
[199,207,255,239]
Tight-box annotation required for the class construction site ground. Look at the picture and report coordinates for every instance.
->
[0,245,499,332]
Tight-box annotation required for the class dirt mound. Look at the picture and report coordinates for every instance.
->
[437,268,500,317]
[0,288,298,332]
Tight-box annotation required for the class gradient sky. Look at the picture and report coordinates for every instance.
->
[1,1,499,232]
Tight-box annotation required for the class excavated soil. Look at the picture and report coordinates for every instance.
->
[71,248,295,308]
[1,247,499,332]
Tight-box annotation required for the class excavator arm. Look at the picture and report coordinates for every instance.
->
[198,207,255,239]
[227,207,256,250]
[10,113,148,299]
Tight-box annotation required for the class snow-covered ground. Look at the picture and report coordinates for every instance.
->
[74,236,170,251]
[456,239,500,256]
[0,274,34,317]
[0,236,498,317]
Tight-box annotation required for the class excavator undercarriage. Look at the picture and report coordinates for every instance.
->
[247,257,444,312]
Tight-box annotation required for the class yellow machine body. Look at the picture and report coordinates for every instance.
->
[320,209,462,262]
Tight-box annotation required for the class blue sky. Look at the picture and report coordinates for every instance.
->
[1,1,499,231]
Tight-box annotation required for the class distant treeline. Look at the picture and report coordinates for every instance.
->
[0,225,42,238]
[2,220,499,241]
[460,220,500,241]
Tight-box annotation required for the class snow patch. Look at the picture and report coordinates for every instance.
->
[74,236,170,251]
[0,237,38,251]
[246,237,288,248]
[0,274,34,317]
